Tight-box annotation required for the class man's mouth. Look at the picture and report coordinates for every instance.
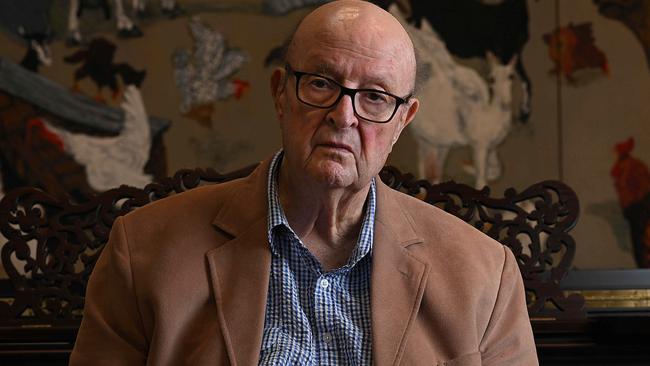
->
[318,143,353,153]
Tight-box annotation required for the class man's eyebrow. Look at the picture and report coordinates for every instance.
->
[313,63,341,78]
[312,62,392,91]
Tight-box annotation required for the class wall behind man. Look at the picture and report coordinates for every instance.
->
[0,0,648,274]
[391,0,650,269]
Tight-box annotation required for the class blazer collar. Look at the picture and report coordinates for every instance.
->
[210,158,271,237]
[206,160,429,366]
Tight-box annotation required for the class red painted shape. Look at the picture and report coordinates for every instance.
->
[611,136,650,268]
[25,118,65,151]
[231,78,250,100]
[543,22,610,82]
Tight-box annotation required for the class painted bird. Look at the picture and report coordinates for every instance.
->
[42,85,153,192]
[611,137,650,268]
[172,16,249,126]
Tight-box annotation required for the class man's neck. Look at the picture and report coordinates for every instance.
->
[277,161,371,270]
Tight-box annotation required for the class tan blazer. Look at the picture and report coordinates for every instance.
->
[70,158,538,366]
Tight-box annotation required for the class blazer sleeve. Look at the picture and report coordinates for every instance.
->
[479,246,539,366]
[69,216,148,365]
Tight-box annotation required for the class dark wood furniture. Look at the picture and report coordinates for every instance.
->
[1,165,648,365]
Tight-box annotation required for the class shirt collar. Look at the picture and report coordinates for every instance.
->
[266,150,376,267]
[267,151,290,256]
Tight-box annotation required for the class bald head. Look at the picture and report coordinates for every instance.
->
[269,0,421,192]
[286,0,417,92]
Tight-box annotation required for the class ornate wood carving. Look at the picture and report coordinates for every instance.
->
[0,164,257,325]
[0,164,585,326]
[380,166,585,319]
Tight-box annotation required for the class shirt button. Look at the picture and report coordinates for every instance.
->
[320,278,330,289]
[323,332,333,343]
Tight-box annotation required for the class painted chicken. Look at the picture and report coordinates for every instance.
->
[543,22,610,84]
[611,137,650,268]
[42,86,152,191]
[172,16,249,126]
[64,37,146,103]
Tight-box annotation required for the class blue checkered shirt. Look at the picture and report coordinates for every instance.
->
[258,151,375,365]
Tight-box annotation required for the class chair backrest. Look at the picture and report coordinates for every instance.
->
[0,164,585,327]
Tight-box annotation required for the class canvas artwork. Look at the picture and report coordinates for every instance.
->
[0,0,648,272]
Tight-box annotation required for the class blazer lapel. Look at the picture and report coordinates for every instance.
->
[205,159,273,366]
[206,218,271,366]
[372,181,429,366]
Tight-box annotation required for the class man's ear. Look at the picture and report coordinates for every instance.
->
[403,97,419,128]
[270,67,286,119]
[391,98,420,149]
[392,97,419,145]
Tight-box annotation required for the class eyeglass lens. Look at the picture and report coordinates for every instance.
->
[297,74,398,122]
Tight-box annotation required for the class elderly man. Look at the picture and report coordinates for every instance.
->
[70,1,538,365]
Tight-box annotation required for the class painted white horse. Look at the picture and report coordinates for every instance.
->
[390,6,515,189]
[458,53,517,189]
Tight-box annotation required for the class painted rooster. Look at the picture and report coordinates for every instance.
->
[172,16,249,126]
[543,22,610,84]
[64,37,146,103]
[611,137,650,268]
[41,85,152,192]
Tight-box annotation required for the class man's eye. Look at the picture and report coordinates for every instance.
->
[309,78,333,90]
[363,92,389,104]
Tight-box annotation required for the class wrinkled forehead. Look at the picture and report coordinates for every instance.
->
[288,1,415,91]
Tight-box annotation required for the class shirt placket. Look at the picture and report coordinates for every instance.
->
[313,269,342,366]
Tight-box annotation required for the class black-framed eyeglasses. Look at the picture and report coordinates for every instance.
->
[285,64,411,123]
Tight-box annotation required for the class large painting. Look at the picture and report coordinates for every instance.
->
[0,0,648,272]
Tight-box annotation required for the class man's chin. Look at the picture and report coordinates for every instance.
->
[308,161,356,188]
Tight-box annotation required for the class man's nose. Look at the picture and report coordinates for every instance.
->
[327,94,359,129]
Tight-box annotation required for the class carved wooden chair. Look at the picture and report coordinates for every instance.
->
[0,164,585,361]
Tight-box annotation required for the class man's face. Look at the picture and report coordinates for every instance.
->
[271,4,419,191]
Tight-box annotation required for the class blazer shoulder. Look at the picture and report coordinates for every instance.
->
[123,159,270,227]
[122,178,244,224]
[391,189,508,273]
